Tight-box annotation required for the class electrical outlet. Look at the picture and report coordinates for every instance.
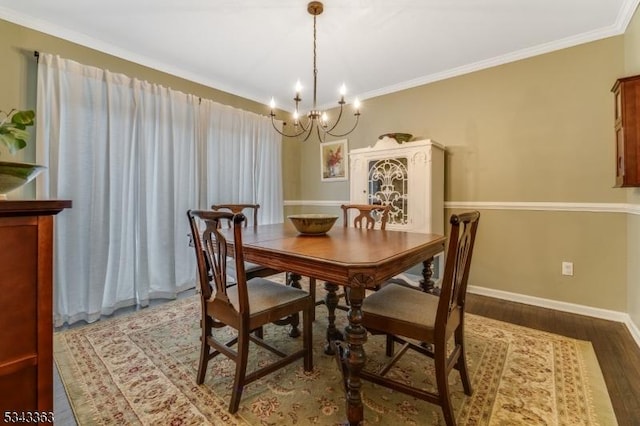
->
[562,261,574,276]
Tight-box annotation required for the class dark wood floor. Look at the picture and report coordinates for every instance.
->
[466,293,640,426]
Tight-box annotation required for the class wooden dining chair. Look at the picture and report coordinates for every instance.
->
[354,211,480,426]
[309,204,390,352]
[211,204,281,280]
[187,209,313,414]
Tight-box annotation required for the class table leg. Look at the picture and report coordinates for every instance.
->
[344,285,366,425]
[323,281,344,355]
[419,256,440,295]
[419,258,437,351]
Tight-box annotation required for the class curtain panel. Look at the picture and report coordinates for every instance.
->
[36,53,283,327]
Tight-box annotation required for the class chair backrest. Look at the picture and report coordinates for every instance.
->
[341,204,390,230]
[211,204,260,228]
[187,209,249,316]
[436,211,480,333]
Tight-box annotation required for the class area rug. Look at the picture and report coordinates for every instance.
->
[54,281,617,425]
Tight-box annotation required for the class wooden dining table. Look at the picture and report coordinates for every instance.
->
[223,221,446,425]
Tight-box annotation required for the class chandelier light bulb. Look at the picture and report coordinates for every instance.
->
[295,80,303,95]
[340,84,346,96]
[269,97,276,109]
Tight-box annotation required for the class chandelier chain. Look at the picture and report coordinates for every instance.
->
[313,13,318,109]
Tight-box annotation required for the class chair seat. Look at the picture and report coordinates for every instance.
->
[362,283,439,339]
[228,259,271,277]
[225,277,310,315]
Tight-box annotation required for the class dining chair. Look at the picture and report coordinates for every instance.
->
[353,210,480,426]
[187,209,313,414]
[211,203,281,280]
[309,204,390,352]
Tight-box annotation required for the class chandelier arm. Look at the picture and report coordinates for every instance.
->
[323,103,345,133]
[316,122,325,143]
[297,116,312,133]
[301,120,317,142]
[325,113,360,138]
[271,115,309,138]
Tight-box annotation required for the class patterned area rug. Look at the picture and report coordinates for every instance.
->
[54,280,617,425]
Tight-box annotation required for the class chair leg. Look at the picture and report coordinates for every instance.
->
[229,331,249,414]
[434,342,456,426]
[455,326,473,396]
[253,326,264,339]
[197,317,211,384]
[309,277,316,322]
[385,334,394,357]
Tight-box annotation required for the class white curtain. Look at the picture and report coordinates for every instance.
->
[199,99,283,225]
[36,53,283,326]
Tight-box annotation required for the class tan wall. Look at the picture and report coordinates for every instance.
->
[290,36,629,312]
[624,7,640,327]
[2,17,635,313]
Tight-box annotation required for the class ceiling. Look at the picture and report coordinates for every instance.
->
[1,0,639,112]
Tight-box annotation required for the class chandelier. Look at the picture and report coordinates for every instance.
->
[270,1,360,142]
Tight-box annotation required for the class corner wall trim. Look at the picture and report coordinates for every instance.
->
[468,285,640,349]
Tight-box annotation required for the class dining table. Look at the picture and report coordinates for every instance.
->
[222,221,446,425]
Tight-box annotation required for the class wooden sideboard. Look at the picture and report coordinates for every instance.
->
[0,200,71,415]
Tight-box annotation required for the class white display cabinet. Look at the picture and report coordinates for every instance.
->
[348,137,445,290]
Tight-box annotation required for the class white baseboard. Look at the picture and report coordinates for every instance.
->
[468,285,640,349]
[626,317,640,349]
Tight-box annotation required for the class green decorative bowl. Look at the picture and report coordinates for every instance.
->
[288,214,339,235]
[0,161,46,200]
[378,133,413,143]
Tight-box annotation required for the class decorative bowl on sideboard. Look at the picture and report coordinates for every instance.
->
[378,133,413,143]
[0,161,46,200]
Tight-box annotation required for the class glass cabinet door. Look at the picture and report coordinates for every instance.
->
[367,157,408,226]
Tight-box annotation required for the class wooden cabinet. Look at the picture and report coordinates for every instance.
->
[0,200,71,415]
[612,75,640,187]
[348,137,445,234]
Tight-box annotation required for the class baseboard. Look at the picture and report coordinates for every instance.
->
[626,317,640,349]
[468,285,640,349]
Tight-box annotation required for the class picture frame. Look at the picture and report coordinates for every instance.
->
[320,139,348,182]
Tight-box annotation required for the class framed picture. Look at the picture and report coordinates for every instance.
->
[320,139,348,182]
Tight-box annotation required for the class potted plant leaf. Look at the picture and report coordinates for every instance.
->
[0,109,45,200]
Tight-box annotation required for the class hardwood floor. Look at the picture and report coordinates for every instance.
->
[466,293,640,426]
[54,293,640,425]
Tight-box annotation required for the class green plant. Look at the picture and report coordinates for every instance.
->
[0,109,35,155]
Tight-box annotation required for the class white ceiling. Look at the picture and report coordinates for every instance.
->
[1,0,639,112]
